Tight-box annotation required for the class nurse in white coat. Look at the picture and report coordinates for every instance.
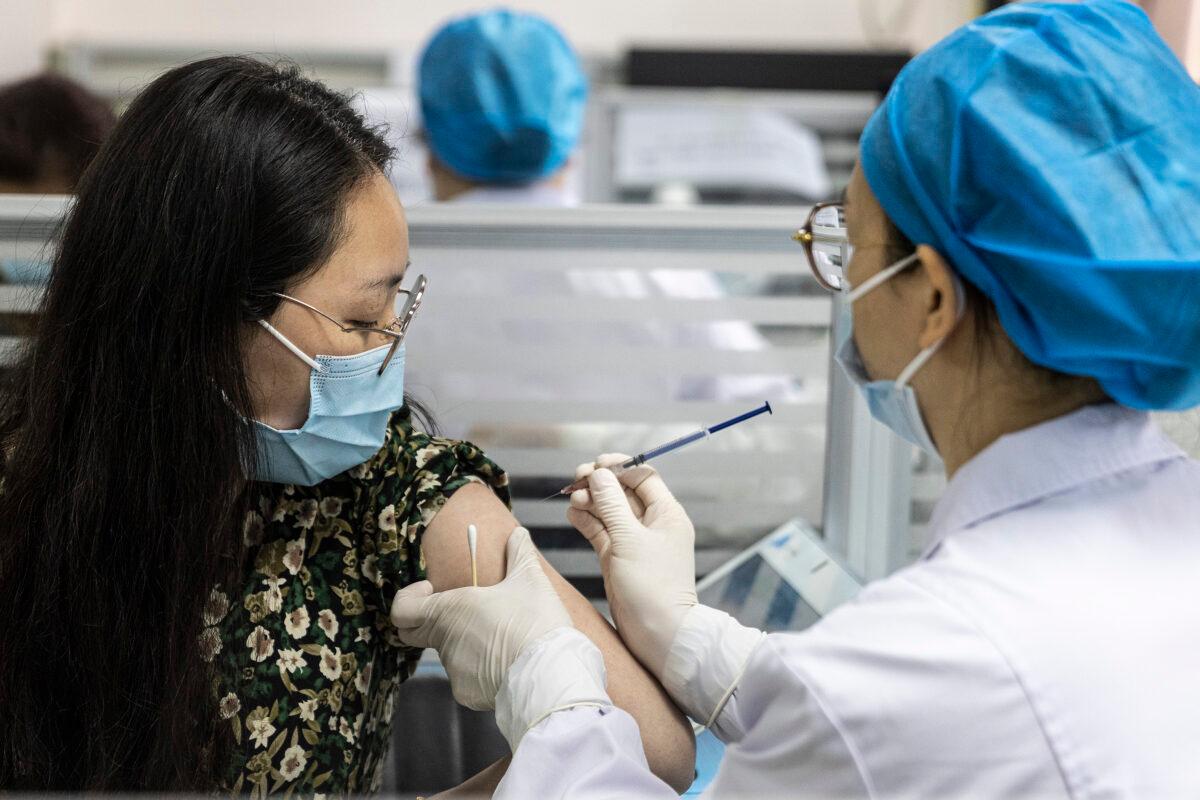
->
[391,2,1200,796]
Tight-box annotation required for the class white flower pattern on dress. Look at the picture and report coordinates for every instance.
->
[355,661,373,694]
[317,609,338,640]
[319,645,343,681]
[213,408,510,796]
[297,698,318,722]
[198,627,223,662]
[262,577,286,613]
[203,589,230,626]
[276,648,305,675]
[283,538,305,575]
[246,626,275,663]
[279,744,307,781]
[284,606,309,639]
[246,707,276,749]
[378,505,397,533]
[218,692,241,720]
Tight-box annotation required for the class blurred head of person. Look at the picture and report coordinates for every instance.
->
[418,7,588,201]
[0,73,117,194]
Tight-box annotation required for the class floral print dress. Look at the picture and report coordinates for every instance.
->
[201,407,509,797]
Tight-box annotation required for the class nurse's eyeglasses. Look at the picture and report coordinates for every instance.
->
[271,273,427,376]
[792,202,851,292]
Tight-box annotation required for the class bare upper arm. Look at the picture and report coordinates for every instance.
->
[419,481,696,792]
[421,481,517,591]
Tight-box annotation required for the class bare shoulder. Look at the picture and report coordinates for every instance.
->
[421,481,518,591]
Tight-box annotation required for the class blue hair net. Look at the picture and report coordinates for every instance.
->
[418,8,588,184]
[860,0,1200,410]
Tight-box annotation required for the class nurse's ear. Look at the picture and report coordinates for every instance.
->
[913,244,961,350]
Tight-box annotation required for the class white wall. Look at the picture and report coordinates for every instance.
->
[5,1,1199,84]
[1,0,981,83]
[44,0,978,52]
[0,1,56,85]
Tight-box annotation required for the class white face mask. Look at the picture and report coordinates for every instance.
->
[252,320,407,485]
[833,253,964,457]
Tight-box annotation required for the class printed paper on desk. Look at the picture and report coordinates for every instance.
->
[615,107,831,199]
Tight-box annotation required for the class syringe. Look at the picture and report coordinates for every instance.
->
[551,401,773,498]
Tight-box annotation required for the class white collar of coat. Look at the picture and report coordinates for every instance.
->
[924,402,1186,558]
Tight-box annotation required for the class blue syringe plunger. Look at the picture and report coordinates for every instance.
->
[556,401,772,496]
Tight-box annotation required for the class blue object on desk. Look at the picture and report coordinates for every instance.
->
[0,257,50,284]
[684,729,726,796]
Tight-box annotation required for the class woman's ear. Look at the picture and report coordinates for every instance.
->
[914,244,961,350]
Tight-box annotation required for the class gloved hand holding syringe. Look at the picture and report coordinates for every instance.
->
[549,401,773,499]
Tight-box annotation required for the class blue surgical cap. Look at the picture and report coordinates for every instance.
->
[418,8,588,184]
[860,0,1200,411]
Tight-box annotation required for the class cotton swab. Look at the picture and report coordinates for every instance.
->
[467,524,478,587]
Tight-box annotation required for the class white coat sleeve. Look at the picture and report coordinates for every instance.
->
[492,628,678,799]
[490,606,870,799]
[662,574,1068,798]
[662,605,872,797]
[494,706,680,799]
[496,569,1071,799]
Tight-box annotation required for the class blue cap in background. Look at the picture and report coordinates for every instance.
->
[418,8,589,184]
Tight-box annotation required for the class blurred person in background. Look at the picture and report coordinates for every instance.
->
[0,72,115,196]
[414,8,806,411]
[0,73,115,286]
[418,8,587,206]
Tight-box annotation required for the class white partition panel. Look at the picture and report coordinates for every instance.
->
[399,204,831,572]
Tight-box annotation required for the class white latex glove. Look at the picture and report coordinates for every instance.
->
[567,454,698,678]
[390,526,573,711]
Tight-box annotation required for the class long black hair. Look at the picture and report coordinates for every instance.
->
[0,56,394,790]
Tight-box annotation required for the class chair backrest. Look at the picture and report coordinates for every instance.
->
[387,671,508,794]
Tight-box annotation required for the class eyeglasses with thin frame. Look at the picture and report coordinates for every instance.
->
[792,202,851,293]
[271,273,427,376]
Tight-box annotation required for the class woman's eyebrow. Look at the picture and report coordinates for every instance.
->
[359,262,411,292]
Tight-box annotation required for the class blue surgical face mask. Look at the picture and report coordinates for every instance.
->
[253,320,407,485]
[833,253,963,457]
